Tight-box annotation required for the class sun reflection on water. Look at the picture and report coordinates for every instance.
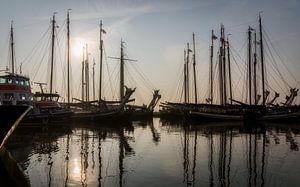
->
[70,158,81,181]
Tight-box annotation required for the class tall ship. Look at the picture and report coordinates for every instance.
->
[0,21,72,124]
[161,14,300,122]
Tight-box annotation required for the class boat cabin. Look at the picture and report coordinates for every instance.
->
[0,73,33,105]
[34,92,61,108]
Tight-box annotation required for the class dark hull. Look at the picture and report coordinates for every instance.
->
[71,109,124,122]
[0,105,32,186]
[190,111,300,122]
[257,112,300,122]
[125,110,153,121]
[22,110,73,125]
[0,105,32,148]
[190,111,244,121]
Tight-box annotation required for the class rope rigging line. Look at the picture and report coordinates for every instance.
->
[0,30,10,69]
[230,46,248,102]
[174,65,185,102]
[55,24,68,97]
[167,60,184,103]
[264,51,289,94]
[263,35,290,90]
[105,55,120,100]
[125,66,146,104]
[32,30,52,83]
[262,26,300,87]
[103,46,116,100]
[21,25,51,67]
[127,64,154,97]
[128,62,156,91]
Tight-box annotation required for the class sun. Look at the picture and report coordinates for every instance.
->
[72,38,85,58]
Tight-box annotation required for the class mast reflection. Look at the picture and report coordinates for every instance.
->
[5,120,300,187]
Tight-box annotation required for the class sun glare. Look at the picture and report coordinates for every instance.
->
[72,38,85,58]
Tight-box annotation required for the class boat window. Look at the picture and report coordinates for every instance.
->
[19,79,25,85]
[20,94,26,100]
[35,96,42,101]
[7,78,12,84]
[25,80,30,86]
[0,78,6,84]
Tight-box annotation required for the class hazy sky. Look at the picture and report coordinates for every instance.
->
[0,0,300,105]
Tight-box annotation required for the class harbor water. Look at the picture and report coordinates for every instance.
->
[6,118,300,187]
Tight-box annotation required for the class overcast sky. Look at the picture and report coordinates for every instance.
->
[0,0,300,105]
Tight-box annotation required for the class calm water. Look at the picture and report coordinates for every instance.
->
[6,118,300,187]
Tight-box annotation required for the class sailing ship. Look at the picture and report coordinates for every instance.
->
[108,40,161,120]
[24,13,73,123]
[66,19,138,121]
[71,86,135,121]
[160,14,300,122]
[125,89,161,120]
[0,18,72,124]
[159,33,198,118]
[190,14,300,122]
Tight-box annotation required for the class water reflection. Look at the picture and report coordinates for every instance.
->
[6,119,300,187]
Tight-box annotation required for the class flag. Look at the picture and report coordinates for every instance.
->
[212,35,218,40]
[224,41,229,47]
[188,49,192,52]
[101,29,106,34]
[249,27,255,31]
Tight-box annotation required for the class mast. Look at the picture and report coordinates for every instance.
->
[82,47,85,101]
[99,20,104,101]
[50,13,56,95]
[184,50,187,103]
[254,31,258,104]
[67,10,71,107]
[221,25,227,105]
[219,25,224,105]
[186,43,190,104]
[259,14,265,106]
[192,33,197,104]
[85,44,89,102]
[120,40,124,101]
[210,30,214,104]
[93,59,96,101]
[219,45,223,105]
[227,34,233,104]
[10,21,15,74]
[248,27,252,105]
[108,40,136,102]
